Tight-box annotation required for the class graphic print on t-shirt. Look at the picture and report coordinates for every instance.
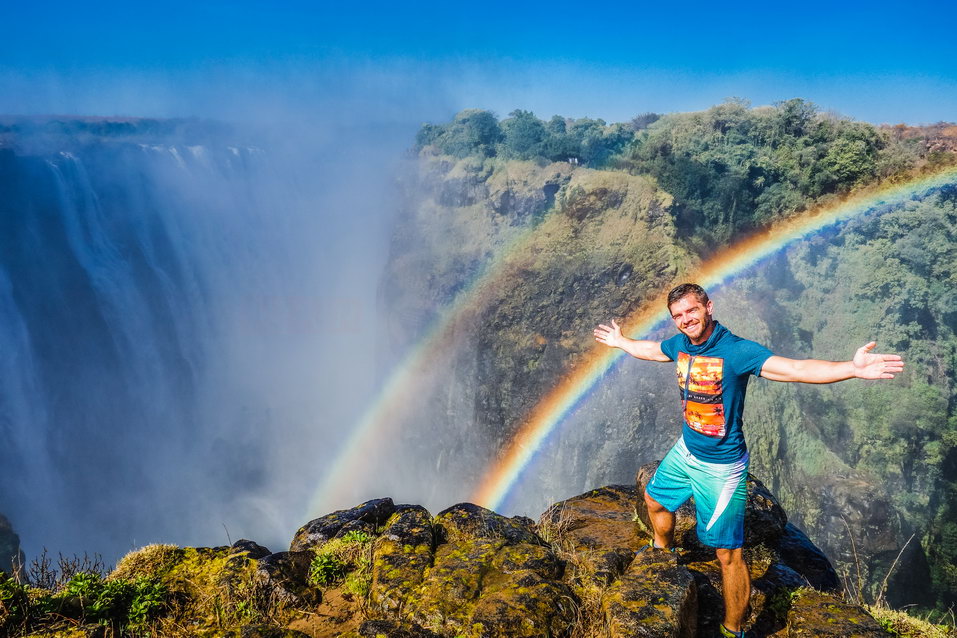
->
[676,353,726,436]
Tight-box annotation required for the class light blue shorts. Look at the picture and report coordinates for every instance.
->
[645,438,749,549]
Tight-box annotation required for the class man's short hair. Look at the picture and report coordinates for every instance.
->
[667,283,710,309]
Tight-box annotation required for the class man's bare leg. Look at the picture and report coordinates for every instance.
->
[643,490,676,548]
[715,547,750,633]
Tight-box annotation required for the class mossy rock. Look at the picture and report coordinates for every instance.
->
[468,571,577,637]
[371,505,435,614]
[406,537,504,631]
[786,589,891,637]
[357,618,443,637]
[291,498,395,552]
[601,548,697,638]
[433,502,544,547]
[539,484,644,582]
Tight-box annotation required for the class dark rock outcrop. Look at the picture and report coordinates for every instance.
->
[290,498,395,552]
[255,550,318,606]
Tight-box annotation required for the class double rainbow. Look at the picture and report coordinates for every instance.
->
[308,164,957,518]
[471,166,957,510]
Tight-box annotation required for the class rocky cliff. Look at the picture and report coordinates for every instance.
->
[0,471,892,637]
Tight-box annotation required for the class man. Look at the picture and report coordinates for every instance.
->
[593,283,903,638]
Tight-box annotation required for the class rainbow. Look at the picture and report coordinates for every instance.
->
[306,216,554,516]
[471,166,957,510]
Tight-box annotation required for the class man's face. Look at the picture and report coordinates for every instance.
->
[668,294,714,343]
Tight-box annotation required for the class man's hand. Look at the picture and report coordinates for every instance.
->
[593,320,671,361]
[852,342,904,379]
[594,319,625,349]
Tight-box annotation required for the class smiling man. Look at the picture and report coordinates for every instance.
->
[593,282,904,638]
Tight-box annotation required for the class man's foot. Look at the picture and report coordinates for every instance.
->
[635,537,680,555]
[717,624,748,638]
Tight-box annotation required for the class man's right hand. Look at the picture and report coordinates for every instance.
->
[594,320,670,361]
[594,319,625,349]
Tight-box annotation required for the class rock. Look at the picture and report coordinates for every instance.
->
[635,462,787,549]
[231,539,272,560]
[786,589,891,636]
[0,514,24,576]
[402,502,576,637]
[777,523,840,592]
[334,518,377,539]
[371,505,435,614]
[240,625,311,638]
[601,547,697,638]
[468,571,577,637]
[685,550,805,636]
[357,619,443,637]
[290,498,395,552]
[407,537,504,630]
[255,551,318,606]
[433,502,545,546]
[539,485,644,583]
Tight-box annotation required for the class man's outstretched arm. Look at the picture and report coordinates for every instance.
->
[760,341,904,383]
[594,319,671,362]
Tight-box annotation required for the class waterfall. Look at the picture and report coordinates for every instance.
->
[0,123,391,563]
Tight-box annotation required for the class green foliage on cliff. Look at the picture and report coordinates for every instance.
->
[416,100,951,253]
[398,101,957,615]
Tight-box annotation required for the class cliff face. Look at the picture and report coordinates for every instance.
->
[375,152,957,609]
[0,472,892,638]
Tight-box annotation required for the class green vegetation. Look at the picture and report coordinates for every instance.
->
[309,530,374,597]
[0,569,167,635]
[416,99,952,251]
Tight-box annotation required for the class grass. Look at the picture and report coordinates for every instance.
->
[866,605,957,637]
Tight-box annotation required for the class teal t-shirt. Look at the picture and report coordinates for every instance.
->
[659,322,773,463]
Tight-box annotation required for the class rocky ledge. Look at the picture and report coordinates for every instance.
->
[1,465,891,638]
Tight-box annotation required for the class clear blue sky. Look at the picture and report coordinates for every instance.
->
[2,0,955,124]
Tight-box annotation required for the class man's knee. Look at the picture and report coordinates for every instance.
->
[715,547,744,567]
[643,489,666,513]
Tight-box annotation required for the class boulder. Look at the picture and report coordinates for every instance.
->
[255,551,318,606]
[539,485,645,583]
[433,502,545,546]
[684,549,805,636]
[231,539,272,560]
[786,589,891,637]
[290,498,395,552]
[402,502,576,637]
[370,505,435,614]
[776,523,840,592]
[635,462,787,549]
[601,547,697,638]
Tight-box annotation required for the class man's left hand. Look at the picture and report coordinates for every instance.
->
[853,342,904,379]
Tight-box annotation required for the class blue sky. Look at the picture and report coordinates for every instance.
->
[2,0,955,124]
